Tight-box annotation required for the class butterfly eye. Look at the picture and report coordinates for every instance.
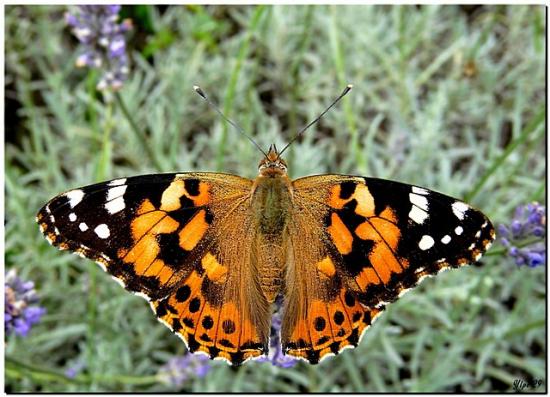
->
[257,158,287,175]
[258,160,268,171]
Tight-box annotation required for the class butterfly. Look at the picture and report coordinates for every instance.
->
[36,87,495,366]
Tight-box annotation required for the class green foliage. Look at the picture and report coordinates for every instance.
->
[5,4,545,392]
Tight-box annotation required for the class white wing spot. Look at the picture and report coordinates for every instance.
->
[452,201,469,220]
[455,226,464,235]
[108,178,127,186]
[65,189,85,208]
[441,235,451,244]
[409,193,429,210]
[475,230,481,238]
[94,224,110,239]
[105,197,125,214]
[69,213,77,222]
[105,185,127,214]
[409,206,428,224]
[418,235,435,251]
[474,252,482,261]
[107,185,127,200]
[79,223,89,232]
[412,186,429,195]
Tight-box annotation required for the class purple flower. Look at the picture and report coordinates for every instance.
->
[258,297,299,368]
[157,354,211,387]
[65,361,86,379]
[65,5,132,91]
[498,202,546,268]
[5,269,46,338]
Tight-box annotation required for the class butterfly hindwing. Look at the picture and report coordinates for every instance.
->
[37,172,271,365]
[281,175,495,363]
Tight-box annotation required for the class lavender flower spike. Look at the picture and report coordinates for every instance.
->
[157,354,211,388]
[498,202,546,268]
[258,296,299,368]
[65,5,132,91]
[65,361,86,379]
[5,269,46,338]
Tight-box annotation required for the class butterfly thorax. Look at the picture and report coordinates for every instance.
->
[250,145,293,302]
[254,144,291,233]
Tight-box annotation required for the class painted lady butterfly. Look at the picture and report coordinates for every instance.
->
[36,87,495,365]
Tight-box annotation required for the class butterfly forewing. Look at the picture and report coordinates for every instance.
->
[38,174,206,297]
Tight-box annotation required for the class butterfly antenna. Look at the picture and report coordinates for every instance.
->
[278,84,353,157]
[193,85,268,158]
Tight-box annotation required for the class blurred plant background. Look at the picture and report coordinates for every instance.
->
[4,4,545,392]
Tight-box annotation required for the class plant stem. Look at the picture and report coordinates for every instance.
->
[5,356,160,387]
[465,106,545,202]
[115,91,163,171]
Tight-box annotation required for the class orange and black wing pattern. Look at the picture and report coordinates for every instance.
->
[283,175,495,364]
[36,172,270,365]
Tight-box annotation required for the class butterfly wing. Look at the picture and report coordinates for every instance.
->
[283,175,495,363]
[37,173,271,365]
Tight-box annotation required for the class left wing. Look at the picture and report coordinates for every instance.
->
[37,172,271,365]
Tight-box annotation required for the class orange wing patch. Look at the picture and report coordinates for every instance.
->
[201,252,228,283]
[327,213,353,255]
[355,267,382,290]
[160,179,211,211]
[316,256,336,278]
[327,182,409,290]
[354,206,409,287]
[179,210,209,251]
[329,183,375,217]
[119,203,189,283]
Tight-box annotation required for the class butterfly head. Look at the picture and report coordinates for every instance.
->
[258,144,287,177]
